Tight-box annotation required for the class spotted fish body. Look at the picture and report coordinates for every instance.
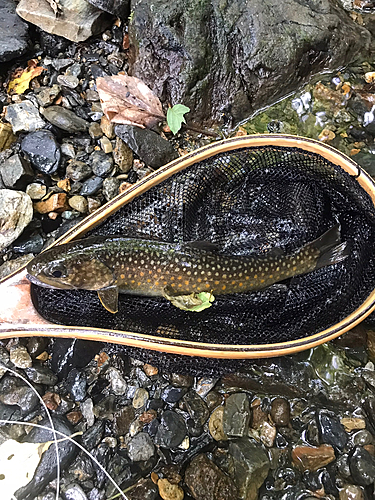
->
[27,226,350,313]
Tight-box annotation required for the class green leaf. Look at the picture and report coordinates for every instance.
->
[189,292,215,312]
[166,104,190,135]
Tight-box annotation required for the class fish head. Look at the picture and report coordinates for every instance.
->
[27,243,115,291]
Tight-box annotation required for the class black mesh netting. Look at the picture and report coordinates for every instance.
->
[31,146,375,374]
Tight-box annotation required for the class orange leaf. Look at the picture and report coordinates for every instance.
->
[8,60,45,95]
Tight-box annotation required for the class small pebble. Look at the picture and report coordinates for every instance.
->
[91,150,113,177]
[34,193,69,214]
[158,478,184,500]
[292,444,336,471]
[128,432,155,461]
[100,135,113,153]
[69,195,88,213]
[339,484,364,500]
[26,183,47,200]
[270,397,290,426]
[80,176,103,196]
[9,346,32,368]
[102,177,120,201]
[89,122,103,139]
[100,115,115,138]
[133,388,149,409]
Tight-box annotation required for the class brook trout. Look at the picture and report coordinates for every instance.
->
[27,225,350,313]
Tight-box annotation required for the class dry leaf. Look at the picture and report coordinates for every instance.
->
[8,60,45,95]
[96,74,165,129]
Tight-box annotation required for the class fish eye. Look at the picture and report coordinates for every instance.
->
[47,264,67,279]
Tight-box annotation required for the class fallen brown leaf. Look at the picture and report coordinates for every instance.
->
[96,74,165,129]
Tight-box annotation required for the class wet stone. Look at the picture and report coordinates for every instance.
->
[81,420,104,450]
[125,478,158,500]
[89,122,103,139]
[42,105,88,132]
[194,377,218,397]
[113,136,133,172]
[24,366,58,385]
[154,410,187,449]
[339,484,364,500]
[0,253,34,280]
[61,142,76,158]
[185,453,237,500]
[260,421,277,448]
[158,478,184,500]
[9,345,32,368]
[69,195,88,213]
[0,0,30,63]
[64,483,88,500]
[223,393,250,438]
[115,125,178,169]
[93,394,115,419]
[352,430,373,446]
[209,406,227,441]
[66,368,87,402]
[128,431,155,462]
[1,153,34,189]
[229,437,270,500]
[80,176,103,196]
[80,398,95,427]
[26,183,47,200]
[34,192,69,214]
[114,405,135,436]
[292,444,336,472]
[103,177,120,201]
[57,74,80,89]
[0,378,39,414]
[318,412,348,450]
[133,387,149,409]
[5,101,45,133]
[270,397,290,426]
[161,385,187,404]
[21,130,61,174]
[106,367,127,395]
[35,85,61,107]
[349,446,375,486]
[91,149,113,177]
[13,232,44,254]
[27,337,49,358]
[182,390,209,426]
[66,160,92,182]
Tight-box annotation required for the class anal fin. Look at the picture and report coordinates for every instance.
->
[97,286,119,314]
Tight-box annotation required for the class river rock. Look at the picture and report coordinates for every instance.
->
[21,130,61,174]
[5,101,45,133]
[128,432,155,462]
[114,125,178,169]
[103,177,120,201]
[185,453,237,500]
[229,438,270,500]
[0,0,29,62]
[223,393,250,438]
[349,446,375,486]
[0,154,34,189]
[154,410,187,449]
[0,122,16,151]
[129,0,370,127]
[292,444,336,471]
[0,189,33,251]
[91,149,113,177]
[16,0,112,43]
[42,105,88,132]
[317,411,348,451]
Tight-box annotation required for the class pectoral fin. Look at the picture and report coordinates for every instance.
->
[97,286,119,314]
[163,289,215,312]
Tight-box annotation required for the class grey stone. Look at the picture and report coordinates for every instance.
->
[223,393,250,438]
[35,85,61,107]
[5,101,45,133]
[317,412,348,451]
[13,233,44,254]
[26,183,47,200]
[66,62,82,78]
[65,484,88,500]
[66,368,87,402]
[0,0,29,63]
[9,346,32,369]
[154,410,187,449]
[0,154,34,189]
[24,366,58,385]
[0,189,33,251]
[86,0,130,19]
[61,142,76,158]
[161,385,187,403]
[21,130,61,174]
[106,367,127,395]
[89,122,103,139]
[80,398,95,427]
[349,446,375,486]
[91,149,113,177]
[102,177,120,201]
[182,390,209,426]
[42,105,88,132]
[132,387,149,409]
[16,0,113,43]
[66,160,92,182]
[185,453,237,500]
[129,0,370,127]
[114,125,178,169]
[57,74,80,89]
[80,176,103,196]
[81,420,104,449]
[194,377,219,397]
[229,438,270,500]
[128,432,155,462]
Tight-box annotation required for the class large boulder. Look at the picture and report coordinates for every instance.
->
[0,0,29,63]
[129,0,371,127]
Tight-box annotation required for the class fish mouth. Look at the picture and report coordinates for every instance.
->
[26,274,57,288]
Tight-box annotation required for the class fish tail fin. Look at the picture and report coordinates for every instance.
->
[314,226,351,270]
